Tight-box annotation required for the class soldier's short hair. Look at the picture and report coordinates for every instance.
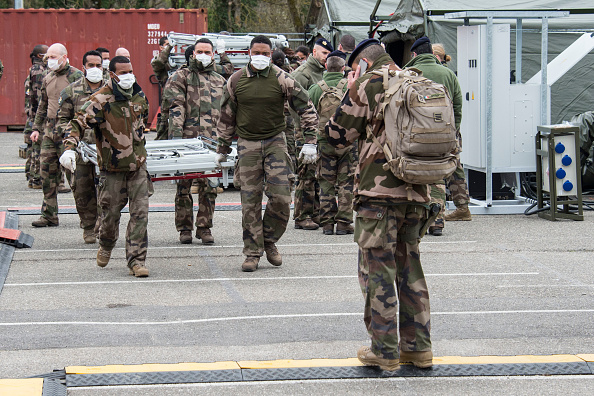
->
[83,50,102,66]
[250,35,272,49]
[413,42,433,55]
[339,35,355,52]
[326,56,345,72]
[159,36,169,47]
[30,44,47,62]
[295,45,310,57]
[96,47,109,55]
[195,38,214,50]
[353,44,385,68]
[185,45,195,64]
[109,56,131,72]
[272,49,286,68]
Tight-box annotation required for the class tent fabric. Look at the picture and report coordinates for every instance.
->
[310,0,594,123]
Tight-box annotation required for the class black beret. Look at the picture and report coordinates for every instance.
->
[411,36,431,52]
[327,50,346,60]
[347,38,381,68]
[315,37,334,52]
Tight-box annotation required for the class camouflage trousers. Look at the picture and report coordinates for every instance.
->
[429,182,446,229]
[154,111,169,141]
[97,164,151,268]
[72,159,99,233]
[284,114,297,184]
[446,159,470,207]
[29,137,42,187]
[237,134,291,257]
[293,147,320,222]
[317,143,356,226]
[175,177,217,230]
[355,202,431,359]
[39,132,70,224]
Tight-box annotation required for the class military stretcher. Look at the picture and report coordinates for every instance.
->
[77,137,237,188]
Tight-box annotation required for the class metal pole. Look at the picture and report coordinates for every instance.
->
[516,18,523,83]
[541,17,549,124]
[486,17,494,207]
[14,0,23,9]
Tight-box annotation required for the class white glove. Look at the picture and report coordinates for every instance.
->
[299,143,318,164]
[59,150,77,172]
[167,38,176,48]
[215,153,227,168]
[216,39,226,54]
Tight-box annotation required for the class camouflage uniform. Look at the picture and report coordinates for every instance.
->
[291,55,326,224]
[64,79,151,269]
[24,74,32,182]
[215,53,234,79]
[151,44,174,87]
[308,72,356,229]
[32,63,83,225]
[57,76,103,233]
[154,71,178,141]
[217,63,318,258]
[0,59,3,80]
[405,54,469,219]
[166,58,225,233]
[25,58,47,188]
[326,52,432,360]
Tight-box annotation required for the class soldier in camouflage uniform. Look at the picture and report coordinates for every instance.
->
[62,56,151,277]
[326,39,433,370]
[30,43,83,227]
[56,50,105,243]
[308,50,356,236]
[166,38,226,244]
[24,45,48,189]
[291,37,333,230]
[216,35,319,272]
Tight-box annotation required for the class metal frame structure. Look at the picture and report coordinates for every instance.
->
[445,10,569,214]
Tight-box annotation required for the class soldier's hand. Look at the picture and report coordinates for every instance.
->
[216,39,226,54]
[59,150,77,173]
[30,130,39,143]
[347,65,361,89]
[215,153,227,168]
[299,143,318,164]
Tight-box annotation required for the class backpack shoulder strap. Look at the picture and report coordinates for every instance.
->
[317,80,330,92]
[336,78,348,92]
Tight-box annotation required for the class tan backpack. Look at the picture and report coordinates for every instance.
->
[367,66,457,185]
[316,79,347,130]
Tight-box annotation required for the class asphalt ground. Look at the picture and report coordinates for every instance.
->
[0,131,593,395]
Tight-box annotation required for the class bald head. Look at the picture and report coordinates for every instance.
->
[47,43,67,56]
[115,47,130,59]
[46,43,68,71]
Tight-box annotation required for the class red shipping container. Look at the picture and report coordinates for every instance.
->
[0,8,208,131]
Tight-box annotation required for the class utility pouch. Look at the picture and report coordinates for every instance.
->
[419,202,441,238]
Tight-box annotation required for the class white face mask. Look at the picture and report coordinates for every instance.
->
[116,73,136,90]
[250,55,270,71]
[48,57,64,71]
[85,67,103,84]
[102,59,110,69]
[195,53,213,67]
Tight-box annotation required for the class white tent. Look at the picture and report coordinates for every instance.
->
[307,0,594,123]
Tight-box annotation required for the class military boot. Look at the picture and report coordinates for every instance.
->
[294,218,319,230]
[428,219,444,236]
[356,346,400,371]
[195,228,214,244]
[179,230,193,244]
[264,243,282,266]
[32,217,58,227]
[96,246,112,268]
[444,205,472,221]
[57,182,71,194]
[399,350,433,368]
[83,229,97,244]
[129,263,149,277]
[242,256,260,272]
[336,222,354,235]
[322,224,334,235]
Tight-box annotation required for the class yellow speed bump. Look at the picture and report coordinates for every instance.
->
[238,358,363,369]
[66,361,240,375]
[0,378,43,396]
[577,354,594,362]
[433,354,583,365]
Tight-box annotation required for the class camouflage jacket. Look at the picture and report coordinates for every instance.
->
[217,63,318,153]
[57,76,103,143]
[33,63,83,135]
[64,79,149,173]
[215,53,234,79]
[291,54,325,90]
[325,53,430,204]
[25,58,47,124]
[151,44,173,86]
[166,58,225,140]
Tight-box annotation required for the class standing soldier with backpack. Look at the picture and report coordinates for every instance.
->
[308,50,356,235]
[405,37,470,234]
[326,39,452,371]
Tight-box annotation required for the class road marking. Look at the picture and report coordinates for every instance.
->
[3,273,538,287]
[497,284,593,288]
[0,309,592,327]
[14,240,477,254]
